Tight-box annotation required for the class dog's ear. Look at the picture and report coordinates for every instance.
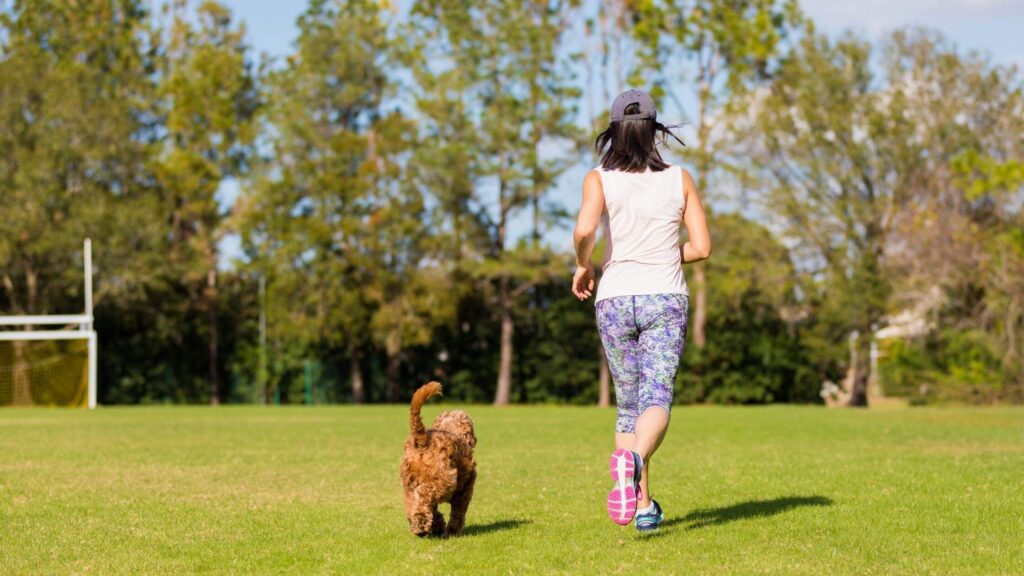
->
[462,420,477,449]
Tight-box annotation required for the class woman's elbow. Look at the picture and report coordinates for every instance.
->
[573,224,596,243]
[691,242,711,261]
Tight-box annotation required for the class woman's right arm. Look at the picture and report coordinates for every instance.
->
[571,170,604,300]
[680,169,711,263]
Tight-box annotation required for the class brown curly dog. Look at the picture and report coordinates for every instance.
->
[400,381,477,537]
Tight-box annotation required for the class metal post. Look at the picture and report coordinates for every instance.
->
[85,239,96,409]
[849,331,859,369]
[304,359,312,406]
[88,332,97,409]
[84,239,93,328]
[869,323,880,397]
[870,340,878,375]
[258,274,266,404]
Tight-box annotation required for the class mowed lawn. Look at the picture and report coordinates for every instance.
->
[1,404,1022,575]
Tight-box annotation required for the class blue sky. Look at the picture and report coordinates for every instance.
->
[216,0,1023,266]
[219,0,1023,71]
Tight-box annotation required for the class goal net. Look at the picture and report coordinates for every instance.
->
[0,338,91,407]
[0,240,97,408]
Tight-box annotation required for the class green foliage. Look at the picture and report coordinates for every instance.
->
[728,27,1024,403]
[745,31,901,343]
[675,213,820,404]
[628,0,802,90]
[0,0,162,317]
[877,339,930,398]
[406,0,582,403]
[952,150,1024,202]
[678,301,820,404]
[515,280,603,404]
[155,0,259,403]
[938,330,1007,397]
[880,330,1012,405]
[237,0,414,399]
[2,2,1021,406]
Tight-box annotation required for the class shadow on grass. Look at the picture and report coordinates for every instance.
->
[647,495,833,536]
[461,518,532,537]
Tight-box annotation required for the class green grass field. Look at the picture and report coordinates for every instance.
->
[2,404,1022,575]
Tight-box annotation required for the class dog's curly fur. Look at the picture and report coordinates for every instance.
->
[400,381,477,537]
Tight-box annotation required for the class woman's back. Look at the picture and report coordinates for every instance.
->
[595,165,688,302]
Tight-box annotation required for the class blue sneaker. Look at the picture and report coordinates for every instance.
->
[635,499,664,533]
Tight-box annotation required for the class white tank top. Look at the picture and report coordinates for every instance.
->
[594,164,688,303]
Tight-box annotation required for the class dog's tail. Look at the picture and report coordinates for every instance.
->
[410,381,442,448]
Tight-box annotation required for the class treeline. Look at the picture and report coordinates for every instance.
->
[1,1,1021,405]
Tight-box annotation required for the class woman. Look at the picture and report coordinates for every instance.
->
[572,89,711,533]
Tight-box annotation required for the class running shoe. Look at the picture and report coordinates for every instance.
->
[607,449,642,525]
[635,499,664,533]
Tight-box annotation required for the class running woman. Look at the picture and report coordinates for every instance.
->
[571,89,711,532]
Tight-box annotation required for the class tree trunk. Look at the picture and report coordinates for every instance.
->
[598,344,611,407]
[26,268,38,315]
[207,267,220,406]
[2,274,21,314]
[386,339,402,403]
[691,47,714,351]
[349,343,365,404]
[847,367,870,407]
[10,340,32,406]
[12,269,38,405]
[846,332,870,407]
[494,276,514,406]
[691,264,707,348]
[494,134,513,406]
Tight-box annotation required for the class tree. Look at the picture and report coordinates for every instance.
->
[239,0,401,403]
[623,0,803,350]
[408,0,579,405]
[155,0,258,405]
[0,0,167,404]
[365,112,455,401]
[739,31,904,406]
[676,213,817,403]
[0,0,160,317]
[734,28,1024,405]
[877,30,1024,400]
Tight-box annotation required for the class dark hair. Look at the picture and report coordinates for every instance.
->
[595,103,685,172]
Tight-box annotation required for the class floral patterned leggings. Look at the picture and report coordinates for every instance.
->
[596,294,688,433]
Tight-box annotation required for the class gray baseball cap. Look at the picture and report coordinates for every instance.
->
[610,89,657,122]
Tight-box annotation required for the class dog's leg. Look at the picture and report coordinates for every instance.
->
[444,470,476,538]
[403,485,415,525]
[431,505,446,536]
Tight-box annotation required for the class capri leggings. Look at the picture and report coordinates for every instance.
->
[596,293,688,433]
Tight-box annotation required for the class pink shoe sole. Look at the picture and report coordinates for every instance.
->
[607,449,639,525]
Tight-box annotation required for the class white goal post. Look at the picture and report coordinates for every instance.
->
[0,239,97,408]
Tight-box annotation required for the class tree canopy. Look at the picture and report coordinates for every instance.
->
[1,0,1021,406]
